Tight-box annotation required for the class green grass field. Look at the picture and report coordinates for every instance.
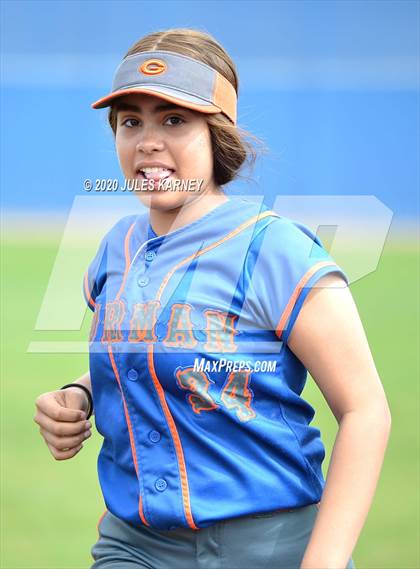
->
[1,228,419,568]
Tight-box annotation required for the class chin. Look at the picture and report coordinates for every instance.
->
[135,191,190,212]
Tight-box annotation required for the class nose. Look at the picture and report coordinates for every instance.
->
[135,123,165,154]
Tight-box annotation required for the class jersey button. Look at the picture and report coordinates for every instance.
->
[127,369,138,381]
[149,430,161,443]
[155,478,167,492]
[145,250,156,262]
[137,276,149,287]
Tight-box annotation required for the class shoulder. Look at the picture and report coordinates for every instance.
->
[250,214,326,257]
[266,215,319,240]
[234,198,320,242]
[98,213,141,250]
[106,213,140,240]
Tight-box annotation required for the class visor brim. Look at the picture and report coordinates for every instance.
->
[91,86,223,116]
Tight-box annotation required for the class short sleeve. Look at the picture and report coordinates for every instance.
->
[82,234,109,312]
[243,217,349,343]
[82,214,139,312]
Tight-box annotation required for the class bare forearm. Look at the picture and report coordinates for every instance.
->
[300,408,391,569]
[74,370,92,393]
[73,371,93,415]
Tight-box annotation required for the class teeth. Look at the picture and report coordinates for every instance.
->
[140,167,172,174]
[139,166,174,181]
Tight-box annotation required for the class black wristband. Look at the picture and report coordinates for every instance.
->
[60,383,93,420]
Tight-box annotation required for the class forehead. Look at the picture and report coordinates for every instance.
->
[113,93,195,115]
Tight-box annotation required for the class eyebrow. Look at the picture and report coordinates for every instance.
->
[114,102,185,114]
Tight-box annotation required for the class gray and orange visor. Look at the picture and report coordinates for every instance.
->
[91,50,237,124]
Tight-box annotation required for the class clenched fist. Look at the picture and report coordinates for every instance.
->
[33,387,92,461]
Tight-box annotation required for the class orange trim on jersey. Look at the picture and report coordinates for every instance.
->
[89,302,101,343]
[96,508,108,535]
[115,221,137,301]
[108,345,150,527]
[156,210,279,300]
[84,271,96,310]
[84,219,136,309]
[147,345,198,530]
[104,208,279,530]
[105,219,150,527]
[144,208,280,531]
[275,261,338,340]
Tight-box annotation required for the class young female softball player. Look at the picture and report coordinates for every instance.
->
[34,28,391,568]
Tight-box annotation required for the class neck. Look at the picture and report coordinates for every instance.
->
[149,190,229,236]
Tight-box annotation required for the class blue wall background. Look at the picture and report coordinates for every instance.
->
[1,0,419,219]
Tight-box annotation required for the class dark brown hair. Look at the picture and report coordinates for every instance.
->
[108,28,265,187]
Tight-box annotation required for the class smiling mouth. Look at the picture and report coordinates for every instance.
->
[136,168,175,181]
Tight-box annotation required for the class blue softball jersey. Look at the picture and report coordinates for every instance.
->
[83,196,348,531]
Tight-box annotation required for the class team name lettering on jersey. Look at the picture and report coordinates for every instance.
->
[101,300,125,343]
[163,303,198,348]
[128,301,160,343]
[98,300,240,352]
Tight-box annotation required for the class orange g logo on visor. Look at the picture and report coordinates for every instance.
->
[139,59,167,76]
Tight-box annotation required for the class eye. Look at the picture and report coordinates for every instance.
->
[121,118,140,128]
[164,115,185,126]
